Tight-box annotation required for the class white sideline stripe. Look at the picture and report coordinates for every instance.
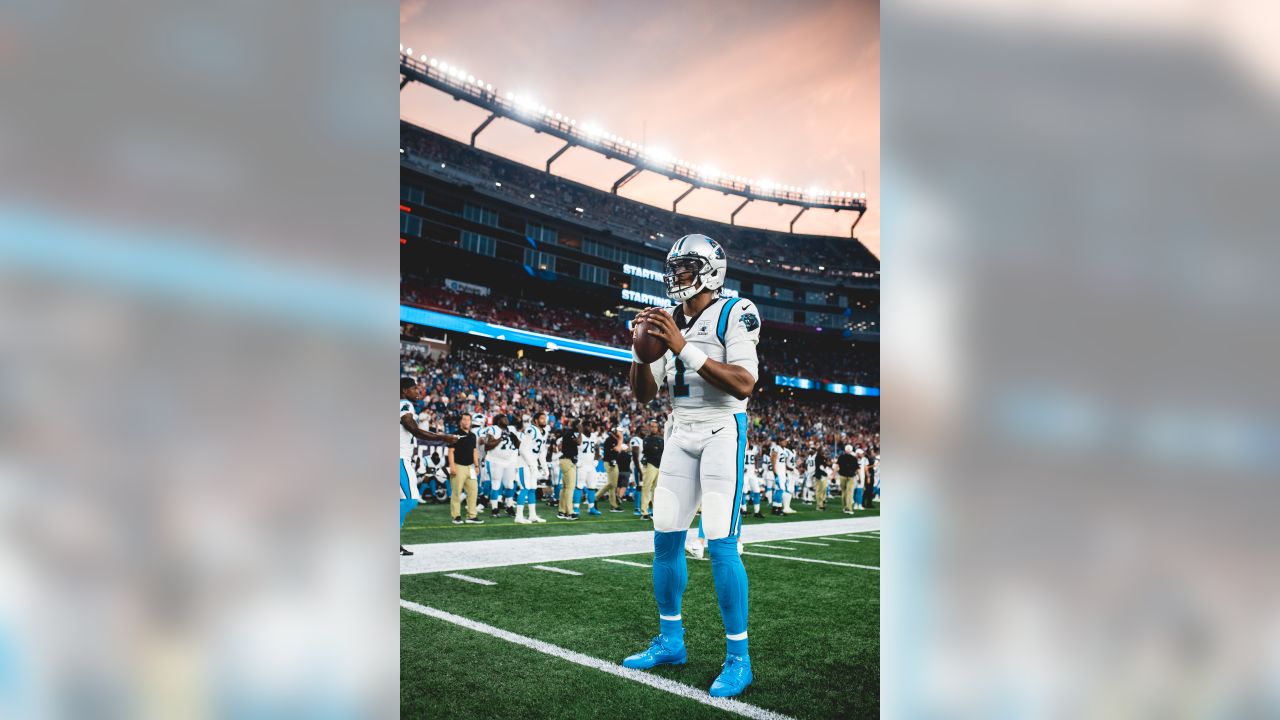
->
[400,600,796,720]
[750,544,795,551]
[786,540,829,547]
[743,552,879,571]
[532,565,583,576]
[821,537,861,543]
[445,573,496,585]
[602,558,650,568]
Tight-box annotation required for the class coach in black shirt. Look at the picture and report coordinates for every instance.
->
[448,414,482,524]
[836,445,857,515]
[557,422,581,519]
[639,421,664,520]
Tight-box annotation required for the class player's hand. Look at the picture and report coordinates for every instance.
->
[641,310,686,354]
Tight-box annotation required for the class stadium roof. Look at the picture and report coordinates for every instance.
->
[399,51,867,236]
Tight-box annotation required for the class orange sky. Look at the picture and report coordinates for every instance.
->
[400,0,880,258]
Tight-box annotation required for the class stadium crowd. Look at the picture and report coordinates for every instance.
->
[402,277,880,387]
[401,123,879,281]
[400,346,879,457]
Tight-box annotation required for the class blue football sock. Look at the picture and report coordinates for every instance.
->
[634,489,642,512]
[750,491,760,505]
[653,530,688,641]
[708,537,749,657]
[399,498,418,528]
[697,520,705,540]
[572,488,582,507]
[854,487,864,506]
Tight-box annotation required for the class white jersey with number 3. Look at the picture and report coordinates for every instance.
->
[647,296,761,422]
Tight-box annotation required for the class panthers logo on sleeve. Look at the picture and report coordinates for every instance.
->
[739,311,760,332]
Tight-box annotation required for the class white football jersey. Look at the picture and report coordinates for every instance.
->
[805,454,816,473]
[745,444,759,473]
[578,432,598,460]
[489,424,520,461]
[477,424,500,460]
[785,448,797,470]
[399,399,417,460]
[769,444,784,473]
[647,296,761,422]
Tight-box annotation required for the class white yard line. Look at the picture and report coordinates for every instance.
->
[400,600,796,720]
[750,544,796,551]
[821,537,861,543]
[742,552,879,571]
[786,540,829,547]
[602,558,650,568]
[444,573,496,586]
[400,516,880,575]
[532,565,583,576]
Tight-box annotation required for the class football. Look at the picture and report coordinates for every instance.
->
[632,319,667,363]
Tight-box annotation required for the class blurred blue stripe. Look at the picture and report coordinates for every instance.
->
[0,208,388,333]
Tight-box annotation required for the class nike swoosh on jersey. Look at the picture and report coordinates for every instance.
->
[710,427,724,435]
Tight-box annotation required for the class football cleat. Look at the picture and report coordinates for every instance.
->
[641,513,652,520]
[588,507,602,516]
[506,506,517,517]
[556,512,568,520]
[491,508,500,518]
[514,516,531,524]
[569,514,581,520]
[622,635,687,670]
[530,515,546,524]
[686,544,705,560]
[465,516,484,524]
[610,508,624,513]
[708,654,753,697]
[400,546,413,556]
[752,511,764,519]
[783,507,797,515]
[452,516,463,525]
[633,510,643,516]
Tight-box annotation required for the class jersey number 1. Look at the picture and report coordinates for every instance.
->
[673,358,690,397]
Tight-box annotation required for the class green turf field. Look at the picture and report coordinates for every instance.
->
[401,493,879,544]
[401,528,880,719]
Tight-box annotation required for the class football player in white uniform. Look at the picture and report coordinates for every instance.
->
[576,420,602,516]
[628,430,645,516]
[484,414,522,519]
[515,412,548,523]
[623,234,759,697]
[741,440,764,518]
[400,377,461,556]
[767,438,787,516]
[855,446,869,510]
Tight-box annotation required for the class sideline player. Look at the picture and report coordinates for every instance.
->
[400,377,461,556]
[515,412,548,523]
[743,437,764,518]
[622,234,760,697]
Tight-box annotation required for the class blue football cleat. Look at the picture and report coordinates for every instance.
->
[709,654,753,697]
[621,635,686,670]
[588,507,602,516]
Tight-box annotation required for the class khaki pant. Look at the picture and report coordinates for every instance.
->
[558,458,578,515]
[601,462,620,509]
[838,474,855,512]
[640,462,660,515]
[815,474,830,510]
[450,466,478,519]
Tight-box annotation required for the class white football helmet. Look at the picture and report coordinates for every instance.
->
[663,234,727,302]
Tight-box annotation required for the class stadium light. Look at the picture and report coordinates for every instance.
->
[467,74,475,83]
[554,112,562,120]
[529,193,536,199]
[406,47,413,56]
[495,181,501,187]
[420,54,427,62]
[400,43,404,53]
[486,83,494,91]
[429,58,439,67]
[505,91,514,100]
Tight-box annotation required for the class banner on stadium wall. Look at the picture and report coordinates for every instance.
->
[774,374,880,397]
[445,278,490,296]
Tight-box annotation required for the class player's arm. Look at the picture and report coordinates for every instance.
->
[639,304,758,400]
[447,445,456,474]
[401,414,461,445]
